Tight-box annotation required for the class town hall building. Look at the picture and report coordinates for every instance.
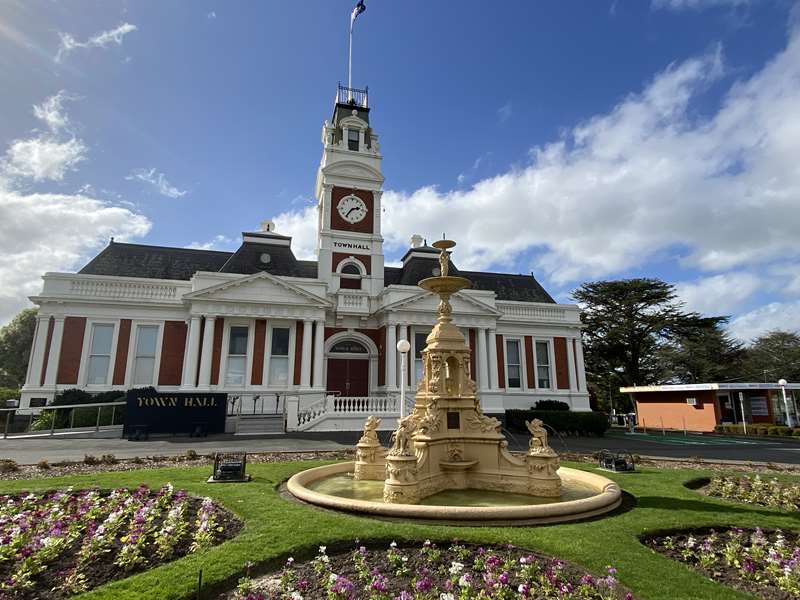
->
[19,84,590,432]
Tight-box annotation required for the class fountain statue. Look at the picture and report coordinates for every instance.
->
[353,415,386,480]
[358,239,562,504]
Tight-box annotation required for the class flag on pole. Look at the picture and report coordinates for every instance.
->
[350,0,366,30]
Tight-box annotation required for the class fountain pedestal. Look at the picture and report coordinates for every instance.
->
[376,239,561,505]
[353,416,386,480]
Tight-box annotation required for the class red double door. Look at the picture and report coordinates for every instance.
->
[326,358,369,396]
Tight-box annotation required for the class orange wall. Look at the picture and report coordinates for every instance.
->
[634,390,720,432]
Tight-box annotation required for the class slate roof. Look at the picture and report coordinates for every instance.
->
[78,241,554,303]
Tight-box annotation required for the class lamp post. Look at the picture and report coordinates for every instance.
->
[779,378,792,427]
[397,339,411,422]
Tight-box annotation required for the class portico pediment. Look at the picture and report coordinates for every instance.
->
[321,160,384,184]
[185,271,331,307]
[382,290,500,317]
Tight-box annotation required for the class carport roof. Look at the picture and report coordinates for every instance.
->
[621,383,800,393]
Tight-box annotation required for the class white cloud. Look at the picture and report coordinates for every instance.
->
[4,137,86,181]
[2,92,86,182]
[0,95,151,326]
[185,235,235,251]
[729,301,800,343]
[652,0,751,10]
[208,11,217,19]
[676,272,762,315]
[32,91,73,133]
[497,101,513,123]
[126,168,188,199]
[282,26,800,289]
[273,205,317,260]
[55,23,137,63]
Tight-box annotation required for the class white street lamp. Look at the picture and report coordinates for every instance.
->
[779,378,792,427]
[397,339,411,421]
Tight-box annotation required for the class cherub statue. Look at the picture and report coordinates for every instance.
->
[358,415,381,445]
[388,416,415,457]
[526,419,549,454]
[439,249,450,277]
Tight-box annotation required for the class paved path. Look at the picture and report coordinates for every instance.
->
[1,428,799,465]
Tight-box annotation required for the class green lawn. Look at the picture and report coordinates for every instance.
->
[1,461,798,600]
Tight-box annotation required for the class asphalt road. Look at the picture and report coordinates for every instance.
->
[2,428,799,465]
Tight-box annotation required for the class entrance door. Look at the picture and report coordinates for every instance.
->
[327,359,369,396]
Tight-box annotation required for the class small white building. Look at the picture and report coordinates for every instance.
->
[20,84,590,432]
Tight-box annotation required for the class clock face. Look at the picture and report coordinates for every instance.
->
[337,195,368,224]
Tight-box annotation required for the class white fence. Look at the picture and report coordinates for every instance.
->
[287,394,405,432]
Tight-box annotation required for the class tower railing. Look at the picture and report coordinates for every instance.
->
[336,83,368,108]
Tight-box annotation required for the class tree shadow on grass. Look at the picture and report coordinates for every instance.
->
[636,495,800,522]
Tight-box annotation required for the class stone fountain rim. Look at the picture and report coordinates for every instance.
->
[286,462,622,523]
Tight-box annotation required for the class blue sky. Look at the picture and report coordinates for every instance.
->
[1,0,799,341]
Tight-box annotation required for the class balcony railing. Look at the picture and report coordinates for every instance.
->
[336,83,368,108]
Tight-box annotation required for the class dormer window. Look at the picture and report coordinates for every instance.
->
[340,262,362,290]
[348,129,360,151]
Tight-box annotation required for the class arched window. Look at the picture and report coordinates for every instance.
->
[339,262,362,290]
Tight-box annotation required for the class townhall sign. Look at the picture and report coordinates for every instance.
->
[124,389,227,435]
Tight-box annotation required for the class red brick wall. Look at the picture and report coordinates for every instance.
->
[158,321,187,386]
[251,319,266,385]
[210,318,224,386]
[554,337,570,390]
[293,321,304,386]
[332,252,371,274]
[112,319,131,385]
[39,317,54,386]
[330,187,375,233]
[57,317,86,384]
[496,334,505,389]
[634,390,719,432]
[524,336,535,390]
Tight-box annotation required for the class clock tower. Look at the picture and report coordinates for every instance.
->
[315,84,385,297]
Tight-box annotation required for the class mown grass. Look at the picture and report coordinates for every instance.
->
[1,461,798,600]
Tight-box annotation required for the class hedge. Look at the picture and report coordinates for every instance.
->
[714,424,800,437]
[31,388,126,430]
[506,409,609,437]
[533,400,570,411]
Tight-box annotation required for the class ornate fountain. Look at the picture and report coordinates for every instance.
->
[353,240,560,504]
[287,239,620,524]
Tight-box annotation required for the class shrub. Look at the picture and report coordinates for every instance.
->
[83,454,99,465]
[0,388,20,405]
[100,454,118,465]
[36,459,50,470]
[185,449,199,460]
[793,429,800,437]
[533,400,570,411]
[131,456,144,464]
[506,409,610,437]
[0,459,19,473]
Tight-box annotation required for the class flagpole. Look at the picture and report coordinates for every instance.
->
[348,21,353,96]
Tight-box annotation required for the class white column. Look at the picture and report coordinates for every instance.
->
[386,323,397,390]
[488,328,499,390]
[477,327,489,391]
[26,316,50,387]
[300,319,313,389]
[398,324,409,387]
[181,316,202,388]
[567,337,578,392]
[408,327,417,392]
[197,316,216,389]
[312,320,325,389]
[43,317,65,387]
[575,337,587,392]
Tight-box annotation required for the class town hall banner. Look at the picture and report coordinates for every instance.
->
[124,388,227,435]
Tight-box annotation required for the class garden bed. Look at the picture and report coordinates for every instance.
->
[228,540,635,600]
[0,484,242,599]
[643,527,800,600]
[700,474,800,511]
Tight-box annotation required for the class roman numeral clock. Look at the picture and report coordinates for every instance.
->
[337,194,368,224]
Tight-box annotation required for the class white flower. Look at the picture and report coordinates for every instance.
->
[519,556,527,564]
[449,561,464,575]
[291,592,303,600]
[401,556,408,562]
[329,573,338,583]
[440,594,456,600]
[319,545,326,553]
[459,574,471,587]
[390,541,397,549]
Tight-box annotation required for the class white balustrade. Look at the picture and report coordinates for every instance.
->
[497,302,579,323]
[294,395,400,430]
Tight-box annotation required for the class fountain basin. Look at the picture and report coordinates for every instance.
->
[287,461,622,524]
